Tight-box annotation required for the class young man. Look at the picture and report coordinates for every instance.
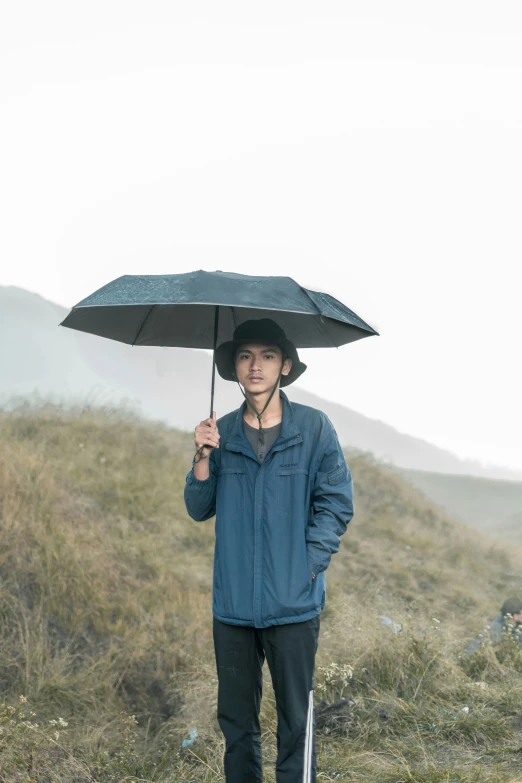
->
[184,318,354,783]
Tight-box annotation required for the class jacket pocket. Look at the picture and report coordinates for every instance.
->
[276,469,309,513]
[216,468,246,519]
[328,463,348,485]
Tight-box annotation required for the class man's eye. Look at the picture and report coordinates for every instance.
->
[238,353,274,359]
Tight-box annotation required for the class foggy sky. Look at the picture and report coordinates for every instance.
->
[1,1,521,471]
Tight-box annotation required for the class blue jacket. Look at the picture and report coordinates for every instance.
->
[184,390,354,628]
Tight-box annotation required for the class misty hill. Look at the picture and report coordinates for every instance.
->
[1,402,522,780]
[2,284,521,484]
[394,466,522,542]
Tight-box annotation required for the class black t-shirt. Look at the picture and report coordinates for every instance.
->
[243,418,282,463]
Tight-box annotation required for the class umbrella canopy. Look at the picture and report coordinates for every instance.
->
[59,270,378,349]
[60,270,379,416]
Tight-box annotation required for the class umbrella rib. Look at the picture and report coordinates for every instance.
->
[300,289,339,349]
[132,305,156,347]
[72,301,314,314]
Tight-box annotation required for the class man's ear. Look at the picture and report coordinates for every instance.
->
[282,357,293,376]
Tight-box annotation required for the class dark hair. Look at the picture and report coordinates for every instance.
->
[501,597,522,617]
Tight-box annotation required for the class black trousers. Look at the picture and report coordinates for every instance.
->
[212,614,321,783]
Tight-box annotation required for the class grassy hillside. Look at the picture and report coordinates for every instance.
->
[1,401,522,782]
[395,466,522,542]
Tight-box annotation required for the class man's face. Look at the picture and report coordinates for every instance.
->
[234,342,292,394]
[513,611,522,625]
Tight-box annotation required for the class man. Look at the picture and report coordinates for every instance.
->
[465,597,522,654]
[184,318,354,783]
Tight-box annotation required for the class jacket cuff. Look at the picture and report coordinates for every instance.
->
[307,545,330,576]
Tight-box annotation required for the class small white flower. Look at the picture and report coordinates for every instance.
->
[58,717,68,727]
[461,706,470,713]
[432,618,441,624]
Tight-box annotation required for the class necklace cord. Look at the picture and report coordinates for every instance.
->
[236,356,285,446]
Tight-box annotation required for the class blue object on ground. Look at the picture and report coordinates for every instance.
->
[181,728,198,748]
[377,615,402,633]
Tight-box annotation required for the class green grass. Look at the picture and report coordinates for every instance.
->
[0,399,522,781]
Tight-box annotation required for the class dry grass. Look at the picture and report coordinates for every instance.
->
[0,399,521,781]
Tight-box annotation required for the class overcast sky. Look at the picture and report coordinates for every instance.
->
[1,1,522,471]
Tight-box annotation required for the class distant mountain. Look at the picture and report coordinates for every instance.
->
[500,512,522,538]
[287,387,522,480]
[2,284,521,482]
[394,466,522,542]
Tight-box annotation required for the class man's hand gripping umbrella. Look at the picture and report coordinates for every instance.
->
[194,411,220,463]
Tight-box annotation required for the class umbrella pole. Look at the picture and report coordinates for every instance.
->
[210,305,220,418]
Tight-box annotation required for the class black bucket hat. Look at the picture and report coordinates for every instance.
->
[215,318,307,387]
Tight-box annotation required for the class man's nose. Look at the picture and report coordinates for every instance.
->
[249,357,262,371]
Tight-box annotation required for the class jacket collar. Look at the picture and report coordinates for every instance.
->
[224,389,302,458]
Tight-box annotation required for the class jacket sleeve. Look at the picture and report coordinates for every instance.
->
[306,419,354,575]
[184,449,219,522]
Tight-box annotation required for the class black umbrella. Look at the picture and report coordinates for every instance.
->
[60,270,378,415]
